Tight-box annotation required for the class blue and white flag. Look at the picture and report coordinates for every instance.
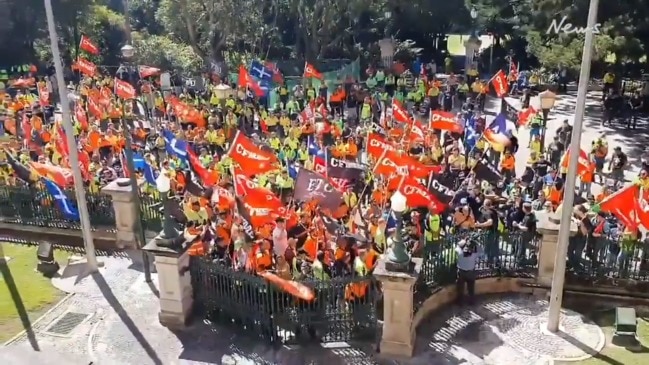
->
[307,136,325,158]
[143,160,158,185]
[132,152,146,170]
[249,61,274,83]
[163,130,188,161]
[43,178,80,221]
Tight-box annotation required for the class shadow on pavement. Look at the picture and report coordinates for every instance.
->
[92,272,163,365]
[173,320,381,365]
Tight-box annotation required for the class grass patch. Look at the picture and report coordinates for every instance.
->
[0,242,68,343]
[556,310,649,365]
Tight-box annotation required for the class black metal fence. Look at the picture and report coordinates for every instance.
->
[0,184,169,233]
[0,184,116,229]
[414,231,540,313]
[565,234,649,292]
[190,256,379,344]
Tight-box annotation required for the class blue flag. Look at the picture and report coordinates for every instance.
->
[287,163,300,179]
[517,74,529,89]
[249,61,274,83]
[385,211,398,232]
[307,136,325,158]
[43,178,80,221]
[464,114,478,151]
[132,152,146,170]
[143,160,158,185]
[488,113,508,135]
[163,130,188,161]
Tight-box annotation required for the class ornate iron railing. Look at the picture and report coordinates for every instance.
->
[414,230,539,313]
[0,184,116,229]
[565,235,649,292]
[190,256,379,344]
[139,194,163,232]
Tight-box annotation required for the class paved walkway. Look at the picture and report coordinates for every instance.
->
[1,258,608,365]
[505,91,648,183]
[411,294,605,365]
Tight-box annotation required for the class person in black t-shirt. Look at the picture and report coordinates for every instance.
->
[474,199,500,265]
[608,147,627,187]
[512,202,536,264]
[532,156,550,177]
[568,206,591,270]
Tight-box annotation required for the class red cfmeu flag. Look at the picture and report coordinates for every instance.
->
[366,133,396,158]
[54,126,70,161]
[73,58,97,77]
[429,111,463,133]
[238,65,264,96]
[407,119,426,143]
[187,147,218,187]
[491,70,509,98]
[599,185,640,230]
[518,106,537,126]
[392,99,411,123]
[37,82,49,106]
[227,131,279,176]
[509,60,519,79]
[74,102,89,130]
[391,175,444,211]
[560,148,592,177]
[373,150,409,177]
[407,157,443,179]
[265,61,284,83]
[79,35,100,55]
[304,62,323,80]
[233,171,283,211]
[114,78,137,99]
[138,65,161,78]
[86,95,104,119]
[635,187,649,230]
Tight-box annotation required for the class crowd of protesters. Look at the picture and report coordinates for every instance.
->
[0,56,648,307]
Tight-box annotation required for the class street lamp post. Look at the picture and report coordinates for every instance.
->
[538,89,557,150]
[120,44,135,84]
[385,191,411,272]
[465,7,481,77]
[547,0,599,333]
[44,0,99,271]
[379,10,394,69]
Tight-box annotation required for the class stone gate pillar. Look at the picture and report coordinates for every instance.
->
[102,178,142,249]
[535,210,578,286]
[374,258,422,358]
[143,242,193,329]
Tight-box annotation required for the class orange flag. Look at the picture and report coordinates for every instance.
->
[304,62,323,79]
[29,162,73,187]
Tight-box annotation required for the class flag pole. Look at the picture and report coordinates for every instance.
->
[547,0,599,333]
[44,0,99,271]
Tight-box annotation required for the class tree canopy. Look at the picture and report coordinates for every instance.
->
[1,0,648,75]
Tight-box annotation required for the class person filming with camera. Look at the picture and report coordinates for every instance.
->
[455,238,480,305]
